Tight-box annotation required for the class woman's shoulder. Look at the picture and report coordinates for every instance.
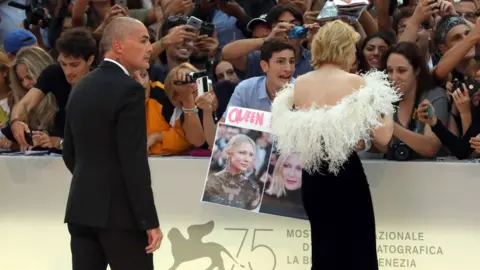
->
[294,70,364,84]
[344,72,365,91]
[271,70,400,175]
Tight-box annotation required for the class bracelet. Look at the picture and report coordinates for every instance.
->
[182,106,198,114]
[1,139,11,149]
[9,118,20,125]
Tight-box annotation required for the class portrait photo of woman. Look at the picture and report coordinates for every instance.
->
[259,150,308,220]
[202,123,273,212]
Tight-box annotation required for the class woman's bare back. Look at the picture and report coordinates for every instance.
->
[293,67,364,109]
[292,67,395,146]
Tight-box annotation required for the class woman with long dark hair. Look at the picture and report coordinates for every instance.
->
[375,42,449,160]
[357,32,396,73]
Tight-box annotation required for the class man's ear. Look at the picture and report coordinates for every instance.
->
[260,60,269,74]
[87,55,95,67]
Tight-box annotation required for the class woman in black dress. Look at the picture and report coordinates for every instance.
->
[270,20,400,270]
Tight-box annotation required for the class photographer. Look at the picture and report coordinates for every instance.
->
[8,28,96,151]
[71,0,158,29]
[418,95,480,159]
[150,15,218,83]
[222,4,317,79]
[433,15,478,90]
[163,63,218,150]
[375,42,449,160]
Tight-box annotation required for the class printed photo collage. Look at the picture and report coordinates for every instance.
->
[201,120,307,220]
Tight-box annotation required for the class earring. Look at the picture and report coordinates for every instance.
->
[225,156,231,170]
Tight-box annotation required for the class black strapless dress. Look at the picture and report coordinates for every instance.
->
[301,151,378,270]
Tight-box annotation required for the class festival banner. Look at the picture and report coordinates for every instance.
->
[3,157,480,270]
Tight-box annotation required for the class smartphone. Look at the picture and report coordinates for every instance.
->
[25,130,33,146]
[115,0,127,8]
[199,22,215,37]
[464,77,480,97]
[452,77,480,97]
[288,26,308,39]
[316,0,338,22]
[427,104,433,119]
[208,79,213,92]
[196,76,208,97]
[186,16,203,33]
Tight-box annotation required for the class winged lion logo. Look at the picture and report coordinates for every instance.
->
[168,220,245,270]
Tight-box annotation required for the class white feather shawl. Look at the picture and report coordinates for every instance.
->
[270,71,401,176]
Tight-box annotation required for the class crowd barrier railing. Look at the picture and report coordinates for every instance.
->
[0,156,479,270]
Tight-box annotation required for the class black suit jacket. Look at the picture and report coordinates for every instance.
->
[63,60,159,231]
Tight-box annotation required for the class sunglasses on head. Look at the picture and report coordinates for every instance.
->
[168,15,189,23]
[458,11,480,19]
[173,76,195,85]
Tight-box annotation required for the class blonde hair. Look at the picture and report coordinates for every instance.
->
[9,46,57,130]
[164,62,199,107]
[0,50,12,108]
[0,50,9,66]
[311,20,360,70]
[266,153,294,198]
[224,134,256,171]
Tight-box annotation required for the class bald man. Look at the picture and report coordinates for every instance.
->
[62,17,162,270]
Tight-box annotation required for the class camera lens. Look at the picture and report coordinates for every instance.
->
[395,145,411,161]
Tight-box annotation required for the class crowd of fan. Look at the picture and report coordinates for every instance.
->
[0,0,479,161]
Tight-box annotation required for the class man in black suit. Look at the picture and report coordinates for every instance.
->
[62,17,162,270]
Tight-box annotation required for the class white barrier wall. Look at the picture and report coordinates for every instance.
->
[0,156,479,270]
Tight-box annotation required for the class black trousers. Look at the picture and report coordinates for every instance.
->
[68,223,153,270]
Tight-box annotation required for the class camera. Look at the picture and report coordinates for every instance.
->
[288,26,308,39]
[187,70,211,96]
[386,142,412,161]
[452,77,480,97]
[8,0,51,29]
[186,70,208,81]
